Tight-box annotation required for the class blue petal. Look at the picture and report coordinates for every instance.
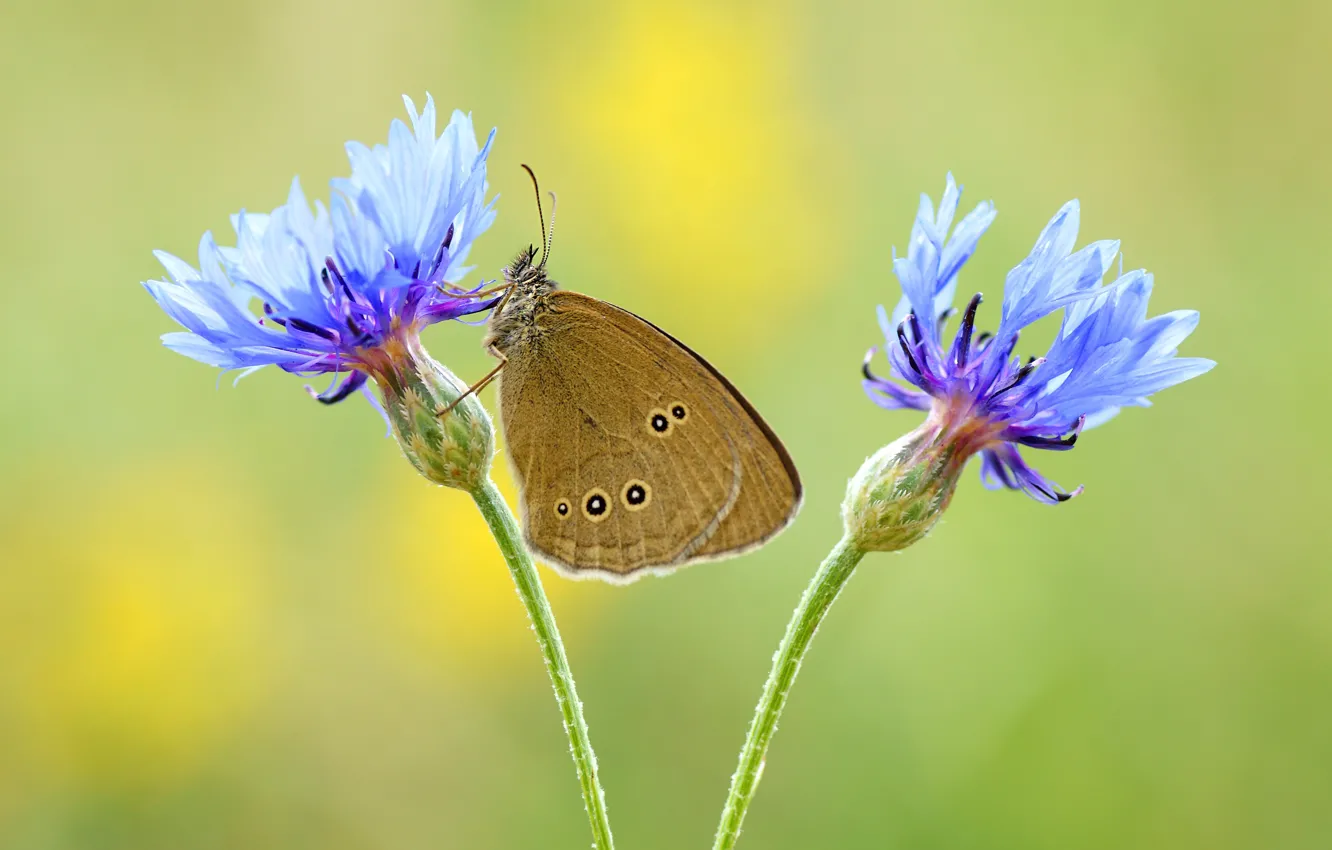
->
[1018,269,1214,428]
[146,94,500,402]
[998,201,1096,334]
[865,176,1213,506]
[889,174,995,351]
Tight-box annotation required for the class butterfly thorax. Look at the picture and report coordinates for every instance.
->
[486,245,560,356]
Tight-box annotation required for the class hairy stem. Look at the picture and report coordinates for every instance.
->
[470,477,615,849]
[713,535,866,850]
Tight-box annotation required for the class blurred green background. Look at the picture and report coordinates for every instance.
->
[2,0,1329,847]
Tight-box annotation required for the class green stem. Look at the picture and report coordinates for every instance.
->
[470,477,615,850]
[713,535,866,850]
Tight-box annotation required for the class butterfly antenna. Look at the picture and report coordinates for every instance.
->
[543,191,558,269]
[520,164,549,266]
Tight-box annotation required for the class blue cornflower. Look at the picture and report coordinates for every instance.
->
[859,174,1213,509]
[145,95,499,406]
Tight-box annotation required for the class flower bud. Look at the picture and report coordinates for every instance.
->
[841,422,965,552]
[363,335,494,492]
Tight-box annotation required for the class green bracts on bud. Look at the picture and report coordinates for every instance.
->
[841,424,964,552]
[365,336,493,492]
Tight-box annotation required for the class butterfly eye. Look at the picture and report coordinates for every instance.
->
[621,479,651,511]
[582,488,611,522]
[670,402,688,421]
[555,499,571,519]
[647,409,672,435]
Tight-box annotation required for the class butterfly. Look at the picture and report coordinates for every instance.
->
[453,168,801,581]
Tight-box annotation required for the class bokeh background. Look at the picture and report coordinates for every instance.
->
[2,0,1329,847]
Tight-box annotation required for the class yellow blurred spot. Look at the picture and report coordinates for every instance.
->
[0,459,272,791]
[368,458,596,677]
[554,4,838,350]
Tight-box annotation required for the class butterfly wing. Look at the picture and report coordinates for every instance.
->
[498,291,801,579]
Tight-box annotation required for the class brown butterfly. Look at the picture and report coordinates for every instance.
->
[455,168,801,581]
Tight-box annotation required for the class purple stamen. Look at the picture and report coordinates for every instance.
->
[305,370,368,405]
[430,241,449,281]
[936,306,956,337]
[989,356,1046,401]
[896,322,922,375]
[862,347,882,383]
[325,258,369,310]
[994,456,1019,490]
[325,258,351,294]
[1035,481,1076,502]
[975,332,1020,395]
[288,317,338,341]
[953,293,982,369]
[1017,432,1078,450]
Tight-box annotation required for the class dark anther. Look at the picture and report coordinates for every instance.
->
[1017,356,1044,381]
[320,268,334,293]
[306,372,365,405]
[288,317,337,340]
[324,259,355,301]
[1024,478,1073,503]
[442,223,455,249]
[1018,432,1079,450]
[956,293,983,367]
[324,258,345,285]
[936,306,957,335]
[346,316,366,338]
[896,322,922,375]
[263,302,287,327]
[409,260,421,280]
[325,259,361,304]
[991,356,1045,399]
[861,347,882,383]
[908,311,924,346]
[976,331,993,346]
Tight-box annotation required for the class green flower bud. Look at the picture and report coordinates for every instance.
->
[841,421,966,552]
[363,335,493,492]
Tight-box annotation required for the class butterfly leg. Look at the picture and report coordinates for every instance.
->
[436,355,506,419]
[436,281,514,303]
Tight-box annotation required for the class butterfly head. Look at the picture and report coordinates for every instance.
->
[485,166,560,348]
[488,243,555,351]
[504,244,549,286]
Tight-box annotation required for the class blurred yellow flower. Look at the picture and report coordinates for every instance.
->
[555,3,840,352]
[0,459,274,792]
[366,456,600,678]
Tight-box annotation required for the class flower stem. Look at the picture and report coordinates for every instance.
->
[713,535,866,850]
[470,477,615,850]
